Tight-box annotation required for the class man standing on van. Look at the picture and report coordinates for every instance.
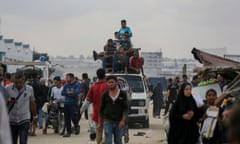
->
[128,51,144,74]
[6,71,37,144]
[98,75,128,144]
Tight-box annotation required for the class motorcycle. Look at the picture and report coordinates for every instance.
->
[43,102,65,135]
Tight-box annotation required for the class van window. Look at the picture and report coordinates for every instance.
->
[115,75,144,92]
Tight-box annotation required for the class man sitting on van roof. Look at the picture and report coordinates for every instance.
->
[102,39,117,72]
[128,51,144,74]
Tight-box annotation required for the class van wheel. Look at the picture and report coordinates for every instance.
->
[143,118,149,128]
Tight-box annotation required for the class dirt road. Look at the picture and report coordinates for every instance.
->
[29,107,167,144]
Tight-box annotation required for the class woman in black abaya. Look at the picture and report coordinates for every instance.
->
[152,82,163,118]
[168,83,200,144]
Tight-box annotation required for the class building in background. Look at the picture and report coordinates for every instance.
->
[141,51,202,79]
[50,56,101,79]
[141,51,163,77]
[0,35,33,62]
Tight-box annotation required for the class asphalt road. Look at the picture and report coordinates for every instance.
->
[29,106,167,144]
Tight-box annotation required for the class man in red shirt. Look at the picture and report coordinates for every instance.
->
[85,68,108,144]
[4,73,12,86]
[128,51,144,74]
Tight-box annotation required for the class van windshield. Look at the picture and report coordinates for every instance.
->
[115,75,144,92]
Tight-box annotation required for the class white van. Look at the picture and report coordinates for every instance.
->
[109,73,151,128]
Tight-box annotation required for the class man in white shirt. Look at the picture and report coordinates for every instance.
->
[43,76,64,134]
[6,71,37,144]
[50,76,65,107]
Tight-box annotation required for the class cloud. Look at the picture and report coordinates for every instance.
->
[0,0,240,58]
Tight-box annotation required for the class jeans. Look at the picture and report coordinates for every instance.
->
[38,108,43,128]
[104,121,122,144]
[10,122,30,144]
[102,56,116,71]
[76,103,82,124]
[64,103,78,134]
[88,104,96,135]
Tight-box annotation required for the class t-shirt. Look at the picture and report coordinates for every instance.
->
[167,83,179,102]
[81,80,90,96]
[87,80,108,122]
[4,80,12,86]
[51,86,65,107]
[129,56,143,69]
[61,82,81,104]
[104,45,117,55]
[119,26,132,41]
[99,90,128,122]
[116,54,128,65]
[28,79,43,108]
[6,84,35,125]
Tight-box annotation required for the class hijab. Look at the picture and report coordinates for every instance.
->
[174,83,197,115]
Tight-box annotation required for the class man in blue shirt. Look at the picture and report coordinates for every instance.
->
[62,73,81,137]
[118,20,132,41]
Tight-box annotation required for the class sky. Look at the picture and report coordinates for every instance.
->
[0,0,240,59]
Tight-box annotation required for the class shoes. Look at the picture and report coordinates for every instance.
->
[63,133,71,137]
[59,132,64,135]
[30,132,36,136]
[42,129,47,134]
[75,125,80,135]
[90,133,96,141]
[54,129,58,134]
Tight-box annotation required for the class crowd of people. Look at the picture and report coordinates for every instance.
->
[151,72,240,144]
[0,66,130,144]
[93,19,144,74]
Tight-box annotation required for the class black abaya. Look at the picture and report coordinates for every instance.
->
[168,84,200,144]
[152,83,163,117]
